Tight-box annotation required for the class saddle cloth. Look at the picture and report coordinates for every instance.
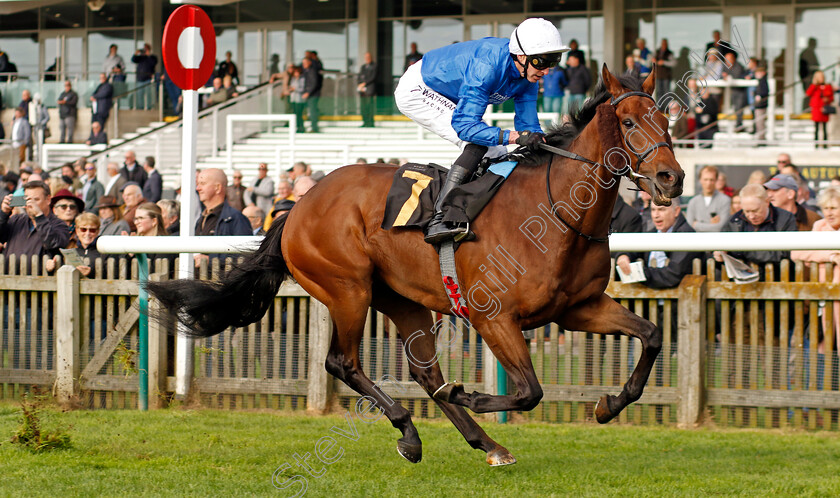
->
[381,160,518,231]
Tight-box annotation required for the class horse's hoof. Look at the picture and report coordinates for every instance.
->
[432,382,464,403]
[595,395,618,424]
[397,439,422,463]
[486,447,516,467]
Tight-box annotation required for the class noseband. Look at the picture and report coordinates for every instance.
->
[540,91,673,243]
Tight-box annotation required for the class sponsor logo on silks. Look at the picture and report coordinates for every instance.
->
[488,92,511,104]
[443,276,470,319]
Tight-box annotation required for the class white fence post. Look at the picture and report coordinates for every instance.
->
[307,299,333,413]
[55,265,80,407]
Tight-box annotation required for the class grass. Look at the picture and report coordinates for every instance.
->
[1,402,839,497]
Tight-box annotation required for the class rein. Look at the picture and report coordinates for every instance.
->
[541,91,672,244]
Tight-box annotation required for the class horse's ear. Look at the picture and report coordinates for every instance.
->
[642,65,656,95]
[601,64,623,98]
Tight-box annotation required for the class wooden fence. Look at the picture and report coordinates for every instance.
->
[1,254,838,430]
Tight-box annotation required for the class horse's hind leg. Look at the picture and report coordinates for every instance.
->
[559,293,662,423]
[323,297,423,463]
[371,289,515,466]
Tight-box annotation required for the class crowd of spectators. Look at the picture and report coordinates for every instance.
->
[269,51,324,133]
[0,154,325,276]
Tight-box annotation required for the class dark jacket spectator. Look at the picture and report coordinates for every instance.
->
[58,87,78,120]
[303,63,321,98]
[620,214,701,289]
[120,153,148,188]
[81,170,105,214]
[611,196,643,234]
[142,158,162,203]
[723,205,797,266]
[195,201,251,237]
[564,63,591,95]
[86,122,108,145]
[217,52,239,85]
[92,74,114,125]
[0,181,71,266]
[131,47,158,82]
[696,90,719,144]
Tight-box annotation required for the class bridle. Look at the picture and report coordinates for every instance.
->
[541,91,673,243]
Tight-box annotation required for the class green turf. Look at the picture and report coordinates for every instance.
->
[1,402,839,496]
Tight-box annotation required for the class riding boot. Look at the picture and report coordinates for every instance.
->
[424,165,472,244]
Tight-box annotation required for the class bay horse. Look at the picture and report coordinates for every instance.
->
[147,66,684,466]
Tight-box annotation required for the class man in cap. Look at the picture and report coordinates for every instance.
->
[395,17,569,243]
[764,173,821,231]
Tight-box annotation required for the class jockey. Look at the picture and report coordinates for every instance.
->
[395,18,569,244]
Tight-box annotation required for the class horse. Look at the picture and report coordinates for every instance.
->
[147,66,684,466]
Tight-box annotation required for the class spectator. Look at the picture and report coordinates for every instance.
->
[86,120,108,146]
[95,196,130,236]
[610,196,642,234]
[242,205,266,235]
[91,73,113,126]
[667,101,688,139]
[19,89,31,119]
[120,150,147,188]
[747,169,768,185]
[121,183,146,232]
[31,93,49,147]
[541,65,567,114]
[81,162,104,213]
[142,156,162,203]
[133,202,167,236]
[222,75,239,99]
[764,174,821,231]
[226,170,246,212]
[632,38,653,77]
[805,71,834,148]
[753,66,769,142]
[246,162,274,215]
[268,53,280,77]
[46,212,103,278]
[288,65,305,132]
[293,176,316,201]
[61,163,82,193]
[654,39,675,100]
[617,199,701,288]
[791,186,840,349]
[194,168,251,266]
[777,152,793,171]
[11,107,31,165]
[405,42,423,71]
[103,162,126,201]
[47,176,70,197]
[730,193,741,215]
[714,183,797,275]
[623,55,639,78]
[695,86,719,147]
[0,47,11,81]
[132,43,158,110]
[796,176,821,214]
[288,161,309,181]
[262,180,293,230]
[632,190,654,232]
[17,164,33,186]
[704,49,725,108]
[567,39,585,66]
[2,172,19,199]
[103,44,126,80]
[301,57,322,133]
[722,52,748,129]
[357,52,377,128]
[564,54,590,115]
[205,77,228,107]
[799,38,820,94]
[687,165,731,232]
[715,172,735,197]
[0,181,70,265]
[706,30,735,59]
[217,51,239,85]
[57,80,78,143]
[49,189,83,251]
[157,199,180,235]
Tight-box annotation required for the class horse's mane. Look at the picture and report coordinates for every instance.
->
[519,73,645,165]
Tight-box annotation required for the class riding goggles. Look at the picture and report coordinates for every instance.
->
[528,53,563,70]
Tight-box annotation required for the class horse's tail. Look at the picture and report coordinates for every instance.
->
[146,214,291,338]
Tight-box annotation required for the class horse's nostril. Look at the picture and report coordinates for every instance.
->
[658,172,675,186]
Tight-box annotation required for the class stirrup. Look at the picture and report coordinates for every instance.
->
[424,222,468,244]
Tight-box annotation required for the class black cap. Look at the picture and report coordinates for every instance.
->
[271,199,295,217]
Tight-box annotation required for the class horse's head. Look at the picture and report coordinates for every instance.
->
[600,65,684,206]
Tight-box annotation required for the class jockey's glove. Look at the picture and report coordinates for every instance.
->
[515,131,546,152]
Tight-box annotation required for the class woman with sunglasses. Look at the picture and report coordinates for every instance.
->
[132,202,175,274]
[45,212,103,278]
[395,18,569,244]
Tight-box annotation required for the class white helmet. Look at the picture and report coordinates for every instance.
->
[509,18,569,56]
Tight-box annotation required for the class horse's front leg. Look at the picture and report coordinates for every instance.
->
[435,315,544,414]
[559,293,662,423]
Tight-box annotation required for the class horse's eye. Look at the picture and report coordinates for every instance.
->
[622,119,634,127]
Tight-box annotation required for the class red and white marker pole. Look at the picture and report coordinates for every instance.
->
[162,5,216,399]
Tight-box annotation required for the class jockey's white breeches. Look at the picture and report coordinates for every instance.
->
[394,60,507,168]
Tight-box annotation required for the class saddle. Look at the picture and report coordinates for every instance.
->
[381,156,519,234]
